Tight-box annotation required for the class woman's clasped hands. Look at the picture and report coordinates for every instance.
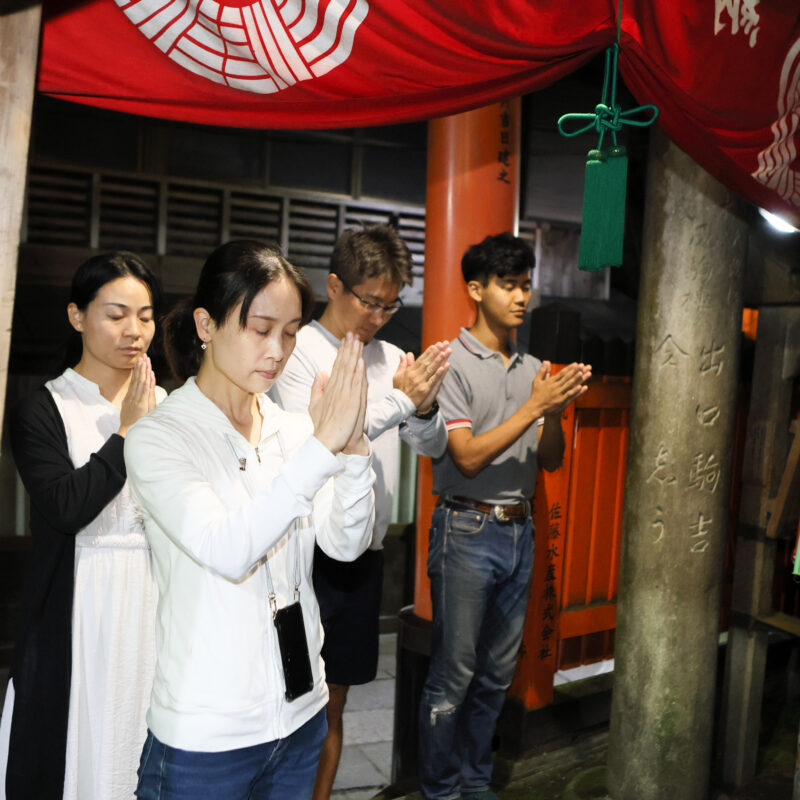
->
[118,354,157,437]
[309,332,369,457]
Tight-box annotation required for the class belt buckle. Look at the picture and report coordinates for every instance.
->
[493,504,509,522]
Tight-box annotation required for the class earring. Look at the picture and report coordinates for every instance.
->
[201,342,207,350]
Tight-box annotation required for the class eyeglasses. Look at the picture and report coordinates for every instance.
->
[337,276,403,316]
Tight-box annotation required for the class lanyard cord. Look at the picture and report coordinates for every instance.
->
[224,430,302,616]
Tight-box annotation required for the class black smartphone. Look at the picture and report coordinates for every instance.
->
[273,601,314,702]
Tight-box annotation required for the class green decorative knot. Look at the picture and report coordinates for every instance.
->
[557,44,658,150]
[555,39,658,271]
[558,98,658,145]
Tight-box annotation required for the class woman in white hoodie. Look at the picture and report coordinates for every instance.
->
[124,241,375,800]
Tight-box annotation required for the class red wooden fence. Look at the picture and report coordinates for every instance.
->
[510,375,629,709]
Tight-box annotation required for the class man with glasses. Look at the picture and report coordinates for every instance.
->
[271,223,450,800]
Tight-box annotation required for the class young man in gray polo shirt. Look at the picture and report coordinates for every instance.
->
[418,233,591,800]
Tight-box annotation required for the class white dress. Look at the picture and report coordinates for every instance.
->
[0,368,163,800]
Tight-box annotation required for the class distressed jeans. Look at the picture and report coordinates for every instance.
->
[418,504,534,800]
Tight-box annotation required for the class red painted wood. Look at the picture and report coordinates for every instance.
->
[414,99,522,621]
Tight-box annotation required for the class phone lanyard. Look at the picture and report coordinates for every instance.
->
[224,429,302,617]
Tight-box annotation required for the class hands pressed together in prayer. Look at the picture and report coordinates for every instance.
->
[118,355,157,437]
[393,340,451,413]
[309,332,370,456]
[529,361,592,418]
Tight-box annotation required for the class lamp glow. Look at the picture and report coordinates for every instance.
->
[759,208,800,234]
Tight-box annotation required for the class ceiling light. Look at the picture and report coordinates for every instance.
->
[759,208,800,234]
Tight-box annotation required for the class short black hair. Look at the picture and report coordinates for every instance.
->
[65,251,161,368]
[330,224,413,288]
[461,233,535,285]
[70,250,161,311]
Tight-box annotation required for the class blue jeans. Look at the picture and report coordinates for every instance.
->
[418,504,534,800]
[135,709,326,800]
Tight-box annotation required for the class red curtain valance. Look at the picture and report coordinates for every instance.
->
[38,0,800,226]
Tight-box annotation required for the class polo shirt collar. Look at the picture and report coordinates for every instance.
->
[457,327,522,365]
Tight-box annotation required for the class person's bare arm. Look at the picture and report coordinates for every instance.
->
[447,361,591,478]
[537,414,566,472]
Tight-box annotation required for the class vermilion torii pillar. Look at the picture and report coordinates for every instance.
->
[0,3,41,445]
[607,129,748,800]
[414,98,521,619]
[393,100,522,784]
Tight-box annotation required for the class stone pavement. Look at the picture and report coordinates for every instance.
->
[332,633,396,800]
[3,635,795,800]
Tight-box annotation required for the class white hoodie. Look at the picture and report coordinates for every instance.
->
[124,377,375,752]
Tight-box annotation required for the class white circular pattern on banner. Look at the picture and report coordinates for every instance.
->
[115,0,369,94]
[753,34,800,207]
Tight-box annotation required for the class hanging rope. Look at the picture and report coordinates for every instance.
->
[557,43,658,149]
[556,2,658,271]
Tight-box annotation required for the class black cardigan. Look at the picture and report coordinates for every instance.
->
[6,385,126,800]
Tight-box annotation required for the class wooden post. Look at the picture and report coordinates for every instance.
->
[795,722,800,800]
[392,99,521,785]
[415,97,521,620]
[0,4,42,444]
[720,307,800,787]
[509,393,575,710]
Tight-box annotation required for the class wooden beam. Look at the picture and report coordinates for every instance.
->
[559,603,617,639]
[721,308,800,788]
[574,381,631,410]
[753,612,800,639]
[765,419,800,540]
[0,3,41,444]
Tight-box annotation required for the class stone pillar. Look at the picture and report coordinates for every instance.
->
[607,129,747,800]
[0,4,41,442]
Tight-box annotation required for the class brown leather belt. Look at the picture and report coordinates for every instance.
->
[442,495,531,522]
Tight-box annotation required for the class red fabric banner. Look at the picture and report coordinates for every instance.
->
[37,0,800,226]
[618,0,800,227]
[38,0,614,127]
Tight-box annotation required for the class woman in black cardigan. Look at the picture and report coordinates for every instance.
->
[0,252,163,800]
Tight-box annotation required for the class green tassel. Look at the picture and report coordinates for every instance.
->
[557,16,657,273]
[578,145,628,271]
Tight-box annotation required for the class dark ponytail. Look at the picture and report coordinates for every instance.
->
[164,240,314,383]
[162,298,203,384]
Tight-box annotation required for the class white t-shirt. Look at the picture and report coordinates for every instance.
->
[271,320,447,549]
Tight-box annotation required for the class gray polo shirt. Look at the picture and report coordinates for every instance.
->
[432,327,543,505]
